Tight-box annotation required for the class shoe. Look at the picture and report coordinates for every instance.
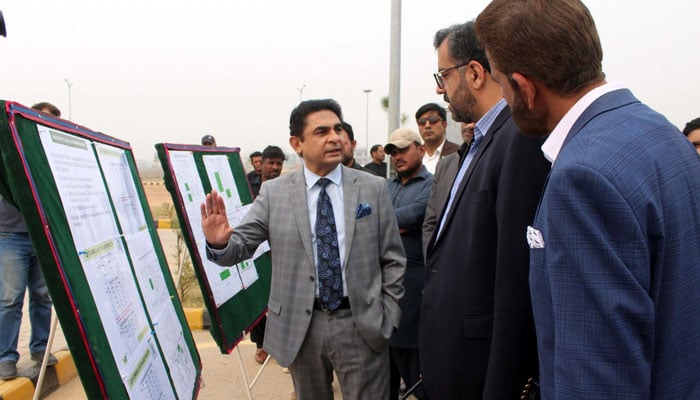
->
[31,351,58,366]
[282,367,290,374]
[0,360,17,380]
[254,348,268,364]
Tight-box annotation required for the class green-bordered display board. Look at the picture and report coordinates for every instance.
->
[155,143,272,353]
[0,101,201,399]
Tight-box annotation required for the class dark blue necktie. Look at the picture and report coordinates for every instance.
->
[315,178,343,311]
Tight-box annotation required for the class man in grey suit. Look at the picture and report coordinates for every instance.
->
[201,99,406,400]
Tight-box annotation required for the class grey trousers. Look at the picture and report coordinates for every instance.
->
[289,309,389,400]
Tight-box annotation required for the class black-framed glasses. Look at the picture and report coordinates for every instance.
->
[433,62,470,89]
[417,116,442,126]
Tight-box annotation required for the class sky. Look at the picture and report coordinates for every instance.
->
[1,0,699,164]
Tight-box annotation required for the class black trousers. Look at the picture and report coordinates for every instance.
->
[390,346,427,400]
[250,316,266,348]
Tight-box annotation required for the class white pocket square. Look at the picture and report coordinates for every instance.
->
[527,226,545,249]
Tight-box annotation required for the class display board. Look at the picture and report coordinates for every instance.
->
[0,101,201,399]
[156,143,272,353]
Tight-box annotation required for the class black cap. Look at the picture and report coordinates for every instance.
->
[201,134,216,146]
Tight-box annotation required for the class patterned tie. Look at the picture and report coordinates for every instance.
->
[315,178,343,311]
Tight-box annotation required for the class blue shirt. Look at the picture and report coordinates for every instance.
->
[437,99,507,239]
[387,165,433,270]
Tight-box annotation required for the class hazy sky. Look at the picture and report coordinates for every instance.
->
[2,1,699,162]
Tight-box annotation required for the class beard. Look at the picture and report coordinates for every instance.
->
[446,80,477,124]
[510,87,549,138]
[395,160,420,179]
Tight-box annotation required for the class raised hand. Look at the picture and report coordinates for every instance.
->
[200,190,234,249]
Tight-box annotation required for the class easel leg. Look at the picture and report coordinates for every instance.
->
[236,331,254,400]
[33,311,58,400]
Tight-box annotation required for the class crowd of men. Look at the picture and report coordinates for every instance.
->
[201,1,700,399]
[3,1,700,400]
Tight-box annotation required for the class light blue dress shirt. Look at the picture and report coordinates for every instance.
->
[436,99,507,240]
[303,164,347,296]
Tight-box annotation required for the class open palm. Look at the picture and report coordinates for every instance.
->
[200,190,234,249]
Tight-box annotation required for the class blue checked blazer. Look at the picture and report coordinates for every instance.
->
[529,88,700,399]
[208,166,406,367]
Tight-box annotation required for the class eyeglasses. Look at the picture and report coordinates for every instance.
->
[417,116,442,126]
[433,62,470,89]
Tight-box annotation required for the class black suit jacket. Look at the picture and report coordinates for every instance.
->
[419,106,550,399]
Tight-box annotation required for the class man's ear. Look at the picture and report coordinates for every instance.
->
[469,61,488,90]
[511,72,537,110]
[289,136,302,155]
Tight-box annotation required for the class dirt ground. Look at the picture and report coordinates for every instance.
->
[142,179,173,211]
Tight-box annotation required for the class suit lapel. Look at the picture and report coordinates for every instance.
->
[431,107,509,251]
[341,166,359,268]
[289,170,315,270]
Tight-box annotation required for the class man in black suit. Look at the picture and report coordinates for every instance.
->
[419,21,550,399]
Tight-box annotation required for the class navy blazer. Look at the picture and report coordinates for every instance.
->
[530,88,700,398]
[420,106,550,399]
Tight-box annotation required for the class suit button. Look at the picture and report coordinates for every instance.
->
[309,276,315,282]
[305,309,311,315]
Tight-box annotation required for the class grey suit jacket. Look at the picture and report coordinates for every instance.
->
[422,148,462,257]
[208,166,406,366]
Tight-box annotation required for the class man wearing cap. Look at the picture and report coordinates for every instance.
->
[201,134,216,147]
[384,128,432,400]
[419,21,550,398]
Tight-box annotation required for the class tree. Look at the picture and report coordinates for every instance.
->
[380,95,409,126]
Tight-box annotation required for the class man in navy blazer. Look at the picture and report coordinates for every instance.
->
[420,22,549,399]
[477,1,700,398]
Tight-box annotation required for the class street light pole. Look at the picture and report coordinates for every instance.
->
[64,78,73,120]
[297,84,306,102]
[363,89,372,152]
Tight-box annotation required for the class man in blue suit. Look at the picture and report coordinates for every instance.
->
[476,1,700,398]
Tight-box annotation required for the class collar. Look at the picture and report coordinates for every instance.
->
[434,139,446,156]
[304,163,343,189]
[474,98,507,141]
[391,165,430,185]
[542,82,625,163]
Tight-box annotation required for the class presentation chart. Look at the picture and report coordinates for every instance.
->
[156,143,272,353]
[0,101,201,399]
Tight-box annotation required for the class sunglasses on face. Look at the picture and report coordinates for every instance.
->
[417,116,443,126]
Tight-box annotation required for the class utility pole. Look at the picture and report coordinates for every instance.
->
[363,89,372,150]
[64,78,73,120]
[388,0,401,134]
[297,84,306,102]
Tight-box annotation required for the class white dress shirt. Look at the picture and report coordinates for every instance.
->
[541,82,625,164]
